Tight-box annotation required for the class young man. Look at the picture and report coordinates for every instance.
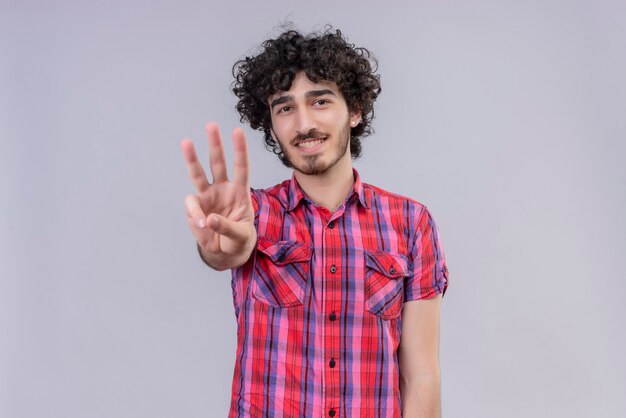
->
[180,28,449,418]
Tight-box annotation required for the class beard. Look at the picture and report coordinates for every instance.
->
[276,118,351,176]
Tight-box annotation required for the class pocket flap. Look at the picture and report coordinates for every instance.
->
[256,237,312,265]
[365,251,409,278]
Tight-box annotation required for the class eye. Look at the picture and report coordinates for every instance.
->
[277,105,292,114]
[314,99,329,106]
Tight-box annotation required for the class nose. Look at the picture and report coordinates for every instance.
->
[294,107,317,135]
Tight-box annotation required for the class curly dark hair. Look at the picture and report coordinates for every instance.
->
[232,27,381,166]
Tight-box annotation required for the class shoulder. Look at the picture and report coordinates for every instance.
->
[363,182,429,217]
[250,180,291,209]
[251,180,289,199]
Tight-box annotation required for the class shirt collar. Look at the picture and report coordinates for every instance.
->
[285,168,370,212]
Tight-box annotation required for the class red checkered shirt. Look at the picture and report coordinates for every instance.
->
[228,169,449,417]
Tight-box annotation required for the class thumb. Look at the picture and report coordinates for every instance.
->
[207,213,249,243]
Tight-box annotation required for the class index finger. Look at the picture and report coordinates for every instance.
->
[231,128,250,186]
[180,138,210,193]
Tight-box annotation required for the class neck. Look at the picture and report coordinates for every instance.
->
[294,158,355,212]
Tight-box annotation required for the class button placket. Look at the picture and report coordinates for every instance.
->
[323,211,341,413]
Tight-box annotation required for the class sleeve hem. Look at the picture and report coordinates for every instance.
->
[403,278,448,302]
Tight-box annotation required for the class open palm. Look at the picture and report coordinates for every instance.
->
[180,123,256,269]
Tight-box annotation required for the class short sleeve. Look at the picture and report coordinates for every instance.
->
[404,206,449,301]
[250,188,261,227]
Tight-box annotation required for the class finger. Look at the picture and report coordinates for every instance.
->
[191,219,220,253]
[207,213,249,243]
[206,122,228,183]
[180,138,211,193]
[204,227,221,253]
[184,194,208,229]
[185,195,220,253]
[231,128,250,187]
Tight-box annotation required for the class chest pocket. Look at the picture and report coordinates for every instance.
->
[251,237,312,308]
[364,251,410,320]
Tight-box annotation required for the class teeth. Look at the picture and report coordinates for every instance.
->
[297,139,324,148]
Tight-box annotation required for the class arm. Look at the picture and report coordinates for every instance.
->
[399,294,442,418]
[181,123,257,271]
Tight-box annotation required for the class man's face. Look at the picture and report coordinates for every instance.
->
[268,72,361,176]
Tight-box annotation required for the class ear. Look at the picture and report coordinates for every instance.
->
[349,107,363,128]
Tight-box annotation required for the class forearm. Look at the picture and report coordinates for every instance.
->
[398,296,443,417]
[400,372,441,418]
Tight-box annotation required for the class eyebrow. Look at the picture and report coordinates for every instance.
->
[270,89,338,109]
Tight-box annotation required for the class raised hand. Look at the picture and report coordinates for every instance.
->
[180,123,256,270]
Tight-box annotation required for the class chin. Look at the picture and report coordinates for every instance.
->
[295,160,331,176]
[283,134,350,175]
[297,166,330,176]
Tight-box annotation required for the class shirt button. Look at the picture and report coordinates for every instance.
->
[329,409,336,417]
[329,358,336,368]
[328,221,335,229]
[329,312,337,321]
[389,267,396,275]
[329,265,337,274]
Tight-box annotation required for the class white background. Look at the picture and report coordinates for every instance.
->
[1,1,625,417]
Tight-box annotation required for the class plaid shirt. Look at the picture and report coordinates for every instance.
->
[228,170,449,417]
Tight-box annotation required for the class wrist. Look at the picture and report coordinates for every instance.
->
[196,240,255,271]
[196,243,229,271]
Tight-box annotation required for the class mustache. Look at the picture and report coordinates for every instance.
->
[291,129,328,144]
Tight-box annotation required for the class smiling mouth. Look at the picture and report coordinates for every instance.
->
[295,138,326,148]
